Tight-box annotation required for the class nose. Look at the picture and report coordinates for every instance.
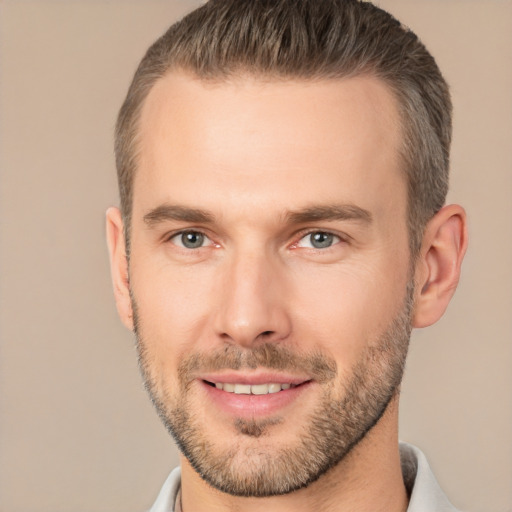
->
[213,248,292,347]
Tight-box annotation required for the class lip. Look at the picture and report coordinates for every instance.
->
[198,372,314,418]
[199,371,311,386]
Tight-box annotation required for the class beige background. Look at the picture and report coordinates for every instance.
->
[0,1,511,511]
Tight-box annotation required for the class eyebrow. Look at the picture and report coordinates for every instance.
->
[143,204,215,226]
[142,202,372,228]
[285,204,372,225]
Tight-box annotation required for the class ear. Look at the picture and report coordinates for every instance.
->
[106,207,134,331]
[412,204,468,328]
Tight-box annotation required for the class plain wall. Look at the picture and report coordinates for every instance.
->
[0,1,510,511]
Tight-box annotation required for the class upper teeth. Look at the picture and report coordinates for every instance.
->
[214,383,292,395]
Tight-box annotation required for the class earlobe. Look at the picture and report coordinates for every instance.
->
[412,204,468,328]
[106,207,134,331]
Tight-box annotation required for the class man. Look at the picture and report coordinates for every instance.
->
[106,0,467,510]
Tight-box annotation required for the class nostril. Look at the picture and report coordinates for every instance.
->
[261,331,274,337]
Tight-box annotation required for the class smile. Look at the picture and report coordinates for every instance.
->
[200,377,313,417]
[207,382,296,394]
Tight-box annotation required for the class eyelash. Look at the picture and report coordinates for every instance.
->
[166,230,215,249]
[165,228,347,251]
[292,229,346,250]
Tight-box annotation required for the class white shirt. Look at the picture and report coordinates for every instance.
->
[148,443,460,512]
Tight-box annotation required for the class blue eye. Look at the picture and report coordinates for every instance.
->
[171,231,210,249]
[297,232,340,249]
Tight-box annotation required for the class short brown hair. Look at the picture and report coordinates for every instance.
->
[115,0,451,255]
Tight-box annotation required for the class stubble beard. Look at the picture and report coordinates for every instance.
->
[132,282,414,497]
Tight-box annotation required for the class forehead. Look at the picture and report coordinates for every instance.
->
[135,71,405,220]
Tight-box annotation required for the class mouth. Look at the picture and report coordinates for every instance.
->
[203,381,306,395]
[199,374,313,418]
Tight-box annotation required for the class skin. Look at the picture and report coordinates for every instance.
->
[107,72,467,512]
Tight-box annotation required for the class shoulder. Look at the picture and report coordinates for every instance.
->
[400,443,462,512]
[147,467,181,512]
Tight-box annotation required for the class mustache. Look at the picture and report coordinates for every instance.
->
[178,343,337,384]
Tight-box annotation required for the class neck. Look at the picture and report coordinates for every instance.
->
[179,395,407,512]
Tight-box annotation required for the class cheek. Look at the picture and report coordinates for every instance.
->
[130,259,216,363]
[289,259,409,363]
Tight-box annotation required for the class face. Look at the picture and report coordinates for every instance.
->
[127,73,413,496]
